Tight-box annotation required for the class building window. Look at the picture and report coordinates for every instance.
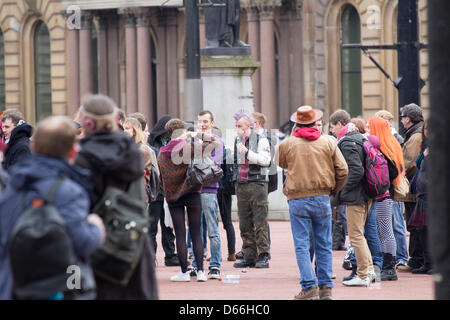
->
[0,29,5,110]
[34,21,52,122]
[340,4,362,117]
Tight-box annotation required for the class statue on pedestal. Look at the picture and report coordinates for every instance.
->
[204,0,249,48]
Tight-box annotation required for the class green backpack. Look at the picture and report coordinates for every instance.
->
[91,177,149,286]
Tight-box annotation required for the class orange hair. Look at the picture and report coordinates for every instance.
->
[368,116,405,187]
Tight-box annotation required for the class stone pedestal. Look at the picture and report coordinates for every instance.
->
[201,54,289,219]
[201,55,259,146]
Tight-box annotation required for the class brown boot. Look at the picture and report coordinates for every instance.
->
[319,286,332,300]
[294,286,319,300]
[227,253,236,261]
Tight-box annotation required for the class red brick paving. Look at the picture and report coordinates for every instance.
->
[154,221,434,300]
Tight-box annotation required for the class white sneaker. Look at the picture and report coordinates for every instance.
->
[196,270,207,282]
[342,275,370,287]
[170,271,191,282]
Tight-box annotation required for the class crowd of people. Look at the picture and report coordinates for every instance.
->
[0,94,430,300]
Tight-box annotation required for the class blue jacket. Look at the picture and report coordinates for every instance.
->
[0,154,102,300]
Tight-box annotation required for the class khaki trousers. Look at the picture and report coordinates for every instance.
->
[346,202,373,279]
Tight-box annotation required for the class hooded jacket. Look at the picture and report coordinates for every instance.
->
[275,130,348,200]
[75,132,144,208]
[0,154,101,300]
[75,131,158,300]
[149,115,172,150]
[402,121,423,180]
[337,131,370,205]
[3,123,32,171]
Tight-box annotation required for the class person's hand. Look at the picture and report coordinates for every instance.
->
[87,213,106,243]
[237,143,248,155]
[424,147,429,157]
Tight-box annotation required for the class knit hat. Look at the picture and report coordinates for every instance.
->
[79,95,118,135]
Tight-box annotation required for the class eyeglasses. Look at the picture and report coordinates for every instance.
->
[400,115,407,119]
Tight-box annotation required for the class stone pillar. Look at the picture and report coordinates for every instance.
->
[79,12,94,102]
[107,12,121,106]
[96,13,109,96]
[123,9,138,114]
[247,6,261,113]
[166,9,179,118]
[67,28,80,117]
[136,9,154,125]
[289,9,305,116]
[156,10,168,117]
[259,5,277,129]
[199,9,207,49]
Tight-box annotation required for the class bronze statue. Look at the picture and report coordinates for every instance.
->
[204,0,249,48]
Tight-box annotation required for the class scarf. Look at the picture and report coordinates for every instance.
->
[293,127,321,141]
[337,123,359,141]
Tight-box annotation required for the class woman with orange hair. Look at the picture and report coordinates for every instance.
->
[367,116,405,282]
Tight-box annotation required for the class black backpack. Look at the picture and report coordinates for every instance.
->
[91,176,149,286]
[9,178,94,300]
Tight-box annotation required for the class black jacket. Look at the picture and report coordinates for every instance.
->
[337,131,370,205]
[148,115,172,201]
[3,123,32,171]
[75,131,144,208]
[75,131,157,300]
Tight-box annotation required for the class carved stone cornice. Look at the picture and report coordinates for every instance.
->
[135,8,151,27]
[80,11,94,29]
[118,8,137,27]
[257,0,282,20]
[246,5,260,22]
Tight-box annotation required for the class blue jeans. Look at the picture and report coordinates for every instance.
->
[289,196,333,290]
[392,201,409,263]
[201,193,222,269]
[350,202,383,270]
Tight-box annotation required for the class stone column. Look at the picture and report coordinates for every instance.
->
[165,9,179,118]
[67,28,80,116]
[289,9,304,117]
[156,10,168,117]
[199,9,207,49]
[122,9,138,114]
[136,9,154,125]
[96,13,109,96]
[107,11,121,106]
[259,5,277,129]
[79,12,94,102]
[247,6,261,113]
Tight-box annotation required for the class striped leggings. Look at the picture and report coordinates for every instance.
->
[375,198,397,256]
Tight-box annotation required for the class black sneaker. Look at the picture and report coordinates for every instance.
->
[255,253,270,268]
[235,250,244,260]
[208,267,221,279]
[233,259,255,268]
[188,267,197,277]
[343,266,357,281]
[165,255,180,267]
[411,266,432,274]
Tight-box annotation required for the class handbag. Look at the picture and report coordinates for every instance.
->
[187,156,223,187]
[393,174,411,202]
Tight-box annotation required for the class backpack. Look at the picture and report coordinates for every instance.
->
[9,178,95,300]
[359,138,390,201]
[91,176,149,286]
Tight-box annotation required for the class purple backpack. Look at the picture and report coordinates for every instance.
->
[361,136,390,201]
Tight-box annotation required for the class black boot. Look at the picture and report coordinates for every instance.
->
[381,253,398,281]
[343,265,357,281]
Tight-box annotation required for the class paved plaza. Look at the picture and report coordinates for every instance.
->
[155,220,434,300]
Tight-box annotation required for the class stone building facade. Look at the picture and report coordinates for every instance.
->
[0,0,428,129]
